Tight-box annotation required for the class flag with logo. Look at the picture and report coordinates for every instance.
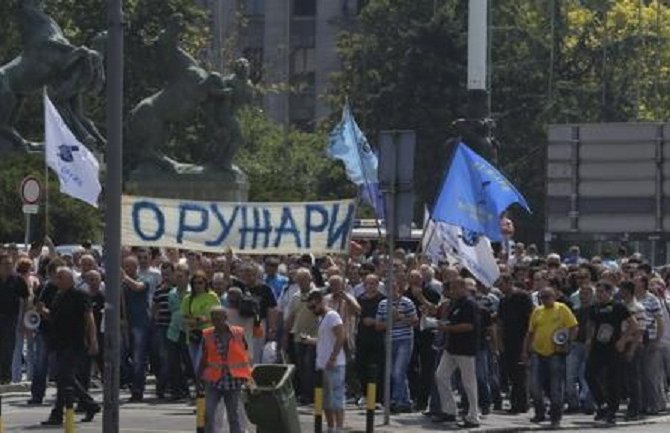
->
[423,218,500,287]
[327,103,384,218]
[432,142,530,242]
[44,95,102,208]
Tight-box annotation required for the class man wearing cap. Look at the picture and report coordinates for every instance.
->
[522,287,578,428]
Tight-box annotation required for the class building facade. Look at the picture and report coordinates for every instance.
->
[203,0,364,130]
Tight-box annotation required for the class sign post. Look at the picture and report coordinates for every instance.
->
[19,176,42,250]
[378,130,415,425]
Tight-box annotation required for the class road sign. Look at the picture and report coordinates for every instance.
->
[19,176,42,205]
[22,204,39,214]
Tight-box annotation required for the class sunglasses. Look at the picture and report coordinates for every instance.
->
[192,280,207,285]
[539,294,553,300]
[307,304,317,311]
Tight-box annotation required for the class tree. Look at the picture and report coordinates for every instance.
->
[0,153,101,243]
[237,107,353,202]
[329,0,670,243]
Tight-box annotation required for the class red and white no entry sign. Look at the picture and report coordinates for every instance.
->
[19,176,42,205]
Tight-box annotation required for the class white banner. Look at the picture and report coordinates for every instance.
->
[121,195,357,255]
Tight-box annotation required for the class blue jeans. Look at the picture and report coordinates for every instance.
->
[30,333,55,401]
[476,348,491,410]
[152,326,171,395]
[565,342,593,410]
[390,338,413,407]
[530,354,566,422]
[127,326,149,396]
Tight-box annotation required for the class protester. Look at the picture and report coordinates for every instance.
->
[181,270,221,382]
[355,273,385,406]
[433,277,480,428]
[307,289,346,433]
[497,273,533,414]
[375,267,418,413]
[199,306,251,433]
[121,256,151,402]
[0,252,29,384]
[524,286,578,428]
[41,267,100,425]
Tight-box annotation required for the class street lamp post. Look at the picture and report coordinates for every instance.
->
[103,1,124,432]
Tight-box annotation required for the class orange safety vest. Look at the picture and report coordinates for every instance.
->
[201,326,252,383]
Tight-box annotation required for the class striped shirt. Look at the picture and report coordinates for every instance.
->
[637,292,662,341]
[376,296,417,341]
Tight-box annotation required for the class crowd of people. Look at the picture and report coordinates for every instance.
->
[2,238,670,432]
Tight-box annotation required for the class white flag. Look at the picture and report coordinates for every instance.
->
[44,95,102,208]
[422,209,500,287]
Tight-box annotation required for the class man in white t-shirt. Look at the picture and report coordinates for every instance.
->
[306,289,346,433]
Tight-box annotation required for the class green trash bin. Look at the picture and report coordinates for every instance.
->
[243,364,301,433]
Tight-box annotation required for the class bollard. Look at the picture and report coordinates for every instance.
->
[64,387,75,433]
[314,370,323,433]
[366,365,377,433]
[195,388,205,433]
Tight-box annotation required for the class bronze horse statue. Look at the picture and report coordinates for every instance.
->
[0,0,105,152]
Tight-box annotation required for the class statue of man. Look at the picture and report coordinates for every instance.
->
[202,58,254,173]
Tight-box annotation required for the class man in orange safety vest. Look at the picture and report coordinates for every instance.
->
[199,306,252,433]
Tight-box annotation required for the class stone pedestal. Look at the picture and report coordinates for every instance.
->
[125,167,249,202]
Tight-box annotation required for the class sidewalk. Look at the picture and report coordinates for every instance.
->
[297,405,670,433]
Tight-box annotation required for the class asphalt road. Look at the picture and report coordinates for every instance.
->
[4,387,670,433]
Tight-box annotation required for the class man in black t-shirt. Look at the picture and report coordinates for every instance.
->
[233,263,278,362]
[406,269,441,411]
[434,278,481,428]
[0,252,29,384]
[355,274,385,404]
[41,267,100,426]
[585,280,637,425]
[497,274,533,414]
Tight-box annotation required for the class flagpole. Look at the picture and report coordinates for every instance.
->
[43,90,50,237]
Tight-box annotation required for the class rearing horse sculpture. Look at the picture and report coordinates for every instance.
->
[0,0,105,151]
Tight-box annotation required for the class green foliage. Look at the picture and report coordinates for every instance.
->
[237,107,354,202]
[329,0,670,242]
[0,154,100,243]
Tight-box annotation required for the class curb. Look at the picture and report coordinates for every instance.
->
[0,383,30,394]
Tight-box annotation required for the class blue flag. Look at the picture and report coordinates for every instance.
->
[360,182,385,219]
[327,103,378,185]
[432,143,530,242]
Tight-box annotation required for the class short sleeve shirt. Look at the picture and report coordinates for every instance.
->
[528,302,578,356]
[316,310,346,370]
[376,296,417,342]
[637,292,662,341]
[589,301,630,353]
[445,297,479,356]
[49,288,91,351]
[0,275,29,316]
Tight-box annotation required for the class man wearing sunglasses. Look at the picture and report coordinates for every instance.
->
[522,287,578,429]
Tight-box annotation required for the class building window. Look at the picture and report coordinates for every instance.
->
[293,0,316,17]
[289,71,316,130]
[244,0,265,16]
[290,48,315,74]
